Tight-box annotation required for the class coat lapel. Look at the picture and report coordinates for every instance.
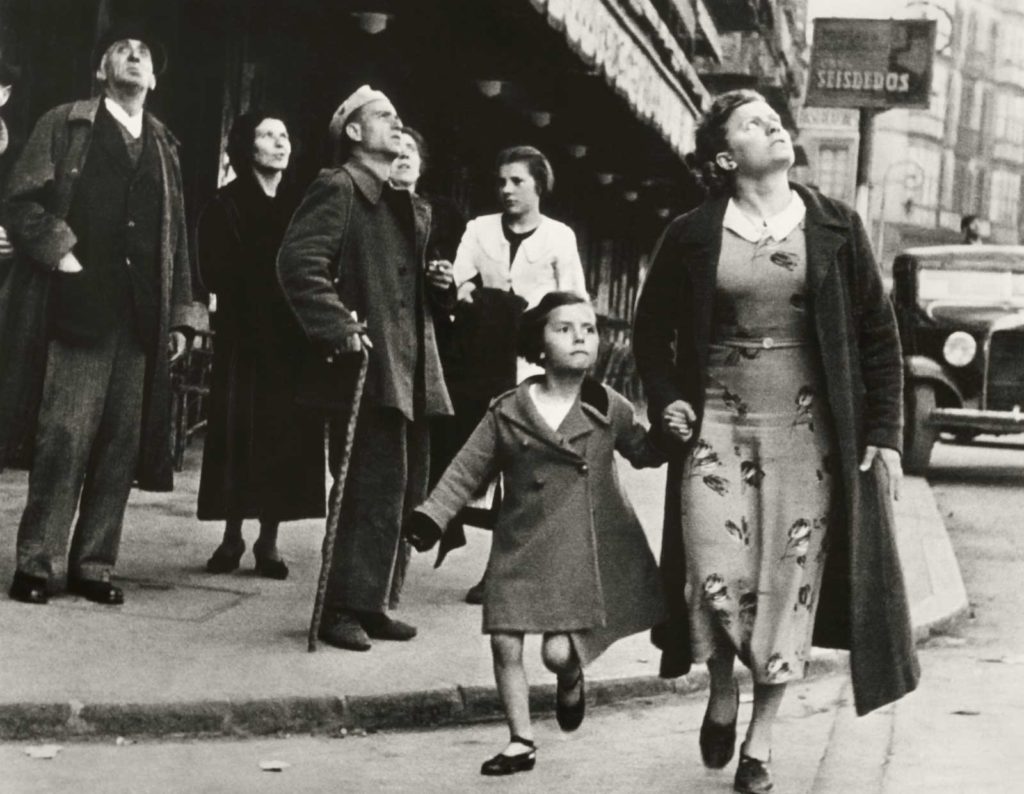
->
[498,380,591,460]
[794,182,849,301]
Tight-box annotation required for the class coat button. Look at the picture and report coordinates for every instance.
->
[127,220,136,229]
[520,440,529,449]
[578,463,589,474]
[332,277,340,285]
[762,336,775,349]
[532,477,544,489]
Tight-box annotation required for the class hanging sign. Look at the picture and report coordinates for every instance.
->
[806,18,936,109]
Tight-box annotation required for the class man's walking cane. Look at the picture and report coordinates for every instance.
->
[308,347,369,651]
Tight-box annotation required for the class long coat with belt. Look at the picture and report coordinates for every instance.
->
[0,97,202,491]
[632,183,920,716]
[196,173,325,521]
[415,377,667,665]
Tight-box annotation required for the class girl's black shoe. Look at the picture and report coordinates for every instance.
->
[700,685,739,768]
[734,746,773,793]
[555,668,585,732]
[480,736,536,776]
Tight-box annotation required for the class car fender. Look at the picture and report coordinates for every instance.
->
[904,355,964,407]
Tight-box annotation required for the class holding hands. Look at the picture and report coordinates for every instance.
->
[662,399,696,443]
[404,511,443,552]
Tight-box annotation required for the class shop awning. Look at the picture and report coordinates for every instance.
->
[528,0,708,158]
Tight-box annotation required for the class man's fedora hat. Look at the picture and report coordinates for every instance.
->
[92,19,167,77]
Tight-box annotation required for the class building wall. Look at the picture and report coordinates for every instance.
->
[869,0,1024,254]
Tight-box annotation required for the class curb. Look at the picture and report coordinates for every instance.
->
[0,652,850,741]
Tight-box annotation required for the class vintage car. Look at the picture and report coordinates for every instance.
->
[891,245,1024,472]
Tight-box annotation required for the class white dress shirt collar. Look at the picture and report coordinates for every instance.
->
[104,97,144,139]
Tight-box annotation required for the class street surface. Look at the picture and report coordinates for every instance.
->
[3,435,1023,793]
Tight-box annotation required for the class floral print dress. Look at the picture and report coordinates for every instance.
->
[680,203,833,685]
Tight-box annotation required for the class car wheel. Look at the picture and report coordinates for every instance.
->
[904,383,937,474]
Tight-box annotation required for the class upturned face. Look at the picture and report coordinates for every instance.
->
[98,38,156,92]
[498,161,541,218]
[717,100,793,178]
[389,132,422,189]
[348,97,403,158]
[252,118,291,173]
[541,303,599,373]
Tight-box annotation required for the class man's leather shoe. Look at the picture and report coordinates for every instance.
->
[318,611,371,651]
[358,612,417,641]
[68,576,124,605]
[9,572,48,605]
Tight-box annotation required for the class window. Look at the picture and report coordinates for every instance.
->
[994,93,1009,140]
[1010,96,1024,146]
[990,171,1021,225]
[953,159,970,214]
[959,80,974,130]
[816,144,853,204]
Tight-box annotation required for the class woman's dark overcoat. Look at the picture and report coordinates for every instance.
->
[632,183,920,716]
[196,173,325,521]
[416,378,667,664]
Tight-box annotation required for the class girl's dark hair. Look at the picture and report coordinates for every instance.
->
[687,89,765,196]
[226,109,291,174]
[400,126,429,176]
[496,145,555,197]
[518,291,591,365]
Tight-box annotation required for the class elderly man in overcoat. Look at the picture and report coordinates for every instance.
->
[0,24,201,606]
[276,86,454,651]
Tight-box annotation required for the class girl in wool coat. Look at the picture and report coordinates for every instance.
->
[406,292,674,776]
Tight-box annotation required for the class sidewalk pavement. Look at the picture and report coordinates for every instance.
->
[0,444,967,741]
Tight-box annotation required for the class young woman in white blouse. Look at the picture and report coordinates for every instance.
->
[454,145,587,310]
[449,145,588,603]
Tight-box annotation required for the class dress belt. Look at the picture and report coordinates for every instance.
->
[712,336,807,350]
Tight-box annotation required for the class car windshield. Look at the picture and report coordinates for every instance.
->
[911,251,1024,307]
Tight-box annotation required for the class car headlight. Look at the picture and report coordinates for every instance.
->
[943,331,977,367]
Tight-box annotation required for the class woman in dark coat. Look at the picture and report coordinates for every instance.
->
[632,90,919,794]
[197,111,323,580]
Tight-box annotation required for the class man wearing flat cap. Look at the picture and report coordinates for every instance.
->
[277,86,454,650]
[0,22,202,606]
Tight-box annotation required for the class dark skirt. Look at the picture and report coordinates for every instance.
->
[197,330,325,522]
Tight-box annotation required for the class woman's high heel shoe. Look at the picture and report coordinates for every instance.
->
[480,736,536,776]
[734,744,773,793]
[700,684,739,768]
[206,540,245,574]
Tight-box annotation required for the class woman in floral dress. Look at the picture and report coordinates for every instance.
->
[633,90,918,794]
